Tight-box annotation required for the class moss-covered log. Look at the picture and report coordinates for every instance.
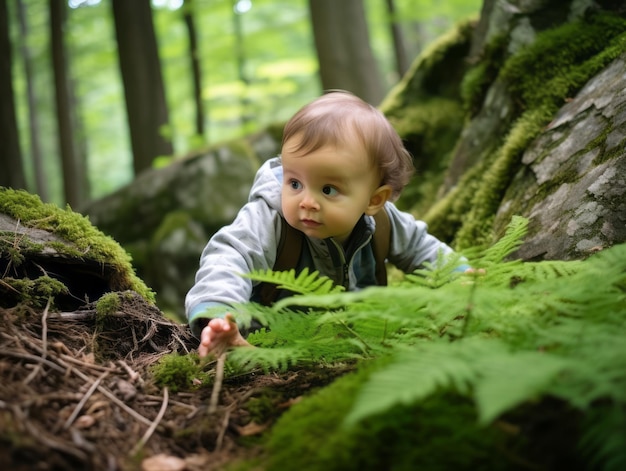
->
[0,188,153,310]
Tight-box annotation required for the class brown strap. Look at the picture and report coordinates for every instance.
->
[258,209,390,305]
[372,208,390,286]
[258,218,303,306]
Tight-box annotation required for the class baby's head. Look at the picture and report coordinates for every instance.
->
[281,90,414,201]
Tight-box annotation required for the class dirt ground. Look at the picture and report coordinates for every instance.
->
[0,292,335,471]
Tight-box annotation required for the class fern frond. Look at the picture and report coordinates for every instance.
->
[345,337,576,427]
[480,215,528,263]
[228,344,308,372]
[344,338,488,425]
[579,405,626,471]
[404,251,466,288]
[245,267,345,296]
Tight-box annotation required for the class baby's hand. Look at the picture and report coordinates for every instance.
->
[198,313,251,358]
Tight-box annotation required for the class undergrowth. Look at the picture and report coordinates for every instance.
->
[223,216,625,470]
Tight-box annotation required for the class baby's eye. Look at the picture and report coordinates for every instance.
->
[289,179,302,190]
[322,185,339,196]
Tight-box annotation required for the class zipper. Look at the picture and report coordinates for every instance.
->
[328,232,373,290]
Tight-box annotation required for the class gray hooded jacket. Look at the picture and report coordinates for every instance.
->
[185,157,459,337]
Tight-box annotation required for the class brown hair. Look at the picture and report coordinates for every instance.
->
[281,90,414,200]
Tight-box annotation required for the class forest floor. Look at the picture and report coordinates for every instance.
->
[0,292,342,470]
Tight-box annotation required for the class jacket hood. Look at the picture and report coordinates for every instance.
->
[248,157,284,214]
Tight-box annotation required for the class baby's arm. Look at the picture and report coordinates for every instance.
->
[198,313,252,358]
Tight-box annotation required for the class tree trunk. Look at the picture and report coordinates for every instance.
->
[232,0,252,130]
[50,0,85,207]
[0,0,27,191]
[16,0,47,200]
[308,0,385,105]
[385,0,409,79]
[183,0,204,138]
[111,0,173,176]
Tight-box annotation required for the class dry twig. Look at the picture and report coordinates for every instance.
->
[63,370,109,430]
[209,353,226,414]
[130,387,169,456]
[23,297,52,385]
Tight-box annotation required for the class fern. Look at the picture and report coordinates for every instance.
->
[480,214,528,264]
[225,216,626,470]
[244,267,345,296]
[403,250,467,288]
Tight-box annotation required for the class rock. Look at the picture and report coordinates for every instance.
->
[496,53,626,260]
[83,130,280,317]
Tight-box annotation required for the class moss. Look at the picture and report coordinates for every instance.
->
[381,18,477,113]
[0,188,154,303]
[150,353,203,393]
[426,12,626,249]
[454,106,554,249]
[95,292,120,325]
[423,156,490,243]
[262,361,509,471]
[378,19,478,215]
[387,97,465,212]
[501,13,626,111]
[244,390,283,424]
[460,34,508,115]
[0,276,69,309]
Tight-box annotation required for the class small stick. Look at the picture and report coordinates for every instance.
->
[130,387,169,455]
[214,409,231,452]
[63,370,109,430]
[118,359,143,385]
[1,350,65,374]
[9,334,153,427]
[208,353,226,414]
[22,297,52,384]
[41,296,51,360]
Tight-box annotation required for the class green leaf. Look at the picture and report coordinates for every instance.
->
[474,351,572,424]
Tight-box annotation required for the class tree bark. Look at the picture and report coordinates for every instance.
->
[50,0,86,207]
[111,0,173,176]
[385,0,409,79]
[308,0,385,105]
[232,0,252,129]
[183,0,204,138]
[17,0,47,201]
[0,0,27,190]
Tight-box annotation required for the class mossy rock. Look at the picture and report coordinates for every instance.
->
[0,187,153,310]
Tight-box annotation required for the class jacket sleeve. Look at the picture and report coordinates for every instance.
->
[384,203,461,273]
[185,200,282,336]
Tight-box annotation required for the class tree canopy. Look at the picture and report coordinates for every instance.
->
[5,0,481,205]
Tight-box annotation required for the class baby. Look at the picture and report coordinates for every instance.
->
[186,91,465,357]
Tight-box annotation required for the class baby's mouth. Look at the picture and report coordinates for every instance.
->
[301,218,321,228]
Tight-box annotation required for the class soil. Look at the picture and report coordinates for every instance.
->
[0,292,339,471]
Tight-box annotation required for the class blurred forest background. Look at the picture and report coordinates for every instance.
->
[2,0,481,208]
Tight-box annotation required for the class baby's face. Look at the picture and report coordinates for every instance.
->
[281,135,382,245]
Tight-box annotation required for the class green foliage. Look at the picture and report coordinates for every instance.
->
[500,13,626,111]
[151,353,204,393]
[0,188,154,303]
[244,267,345,297]
[424,12,626,249]
[228,217,625,470]
[265,363,508,471]
[460,33,508,115]
[95,292,120,325]
[9,0,482,204]
[0,276,68,309]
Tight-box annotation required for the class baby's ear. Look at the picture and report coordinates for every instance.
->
[365,185,392,215]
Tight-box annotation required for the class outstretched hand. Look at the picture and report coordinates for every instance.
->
[198,312,252,358]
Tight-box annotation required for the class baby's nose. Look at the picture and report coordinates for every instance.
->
[299,192,320,210]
